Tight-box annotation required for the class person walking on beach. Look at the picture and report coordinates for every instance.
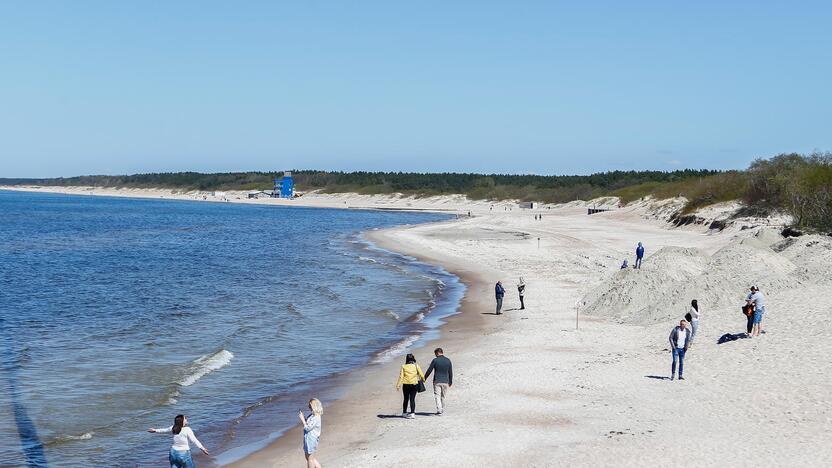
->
[517,277,526,310]
[635,242,645,269]
[395,353,426,419]
[148,415,209,468]
[298,398,323,468]
[668,320,691,380]
[424,348,453,415]
[687,299,701,344]
[495,281,505,315]
[746,286,766,338]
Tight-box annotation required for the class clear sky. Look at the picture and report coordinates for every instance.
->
[1,1,830,177]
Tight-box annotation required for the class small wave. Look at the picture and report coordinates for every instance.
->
[46,432,95,447]
[358,256,378,263]
[376,308,401,321]
[179,349,234,387]
[314,286,339,300]
[372,335,420,363]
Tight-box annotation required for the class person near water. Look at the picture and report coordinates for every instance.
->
[517,278,526,310]
[668,320,691,380]
[424,348,453,415]
[495,281,506,315]
[395,353,425,418]
[688,299,701,344]
[635,242,645,269]
[148,415,209,468]
[747,286,766,338]
[298,398,323,468]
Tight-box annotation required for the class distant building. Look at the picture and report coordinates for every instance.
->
[247,191,272,199]
[212,191,227,198]
[274,171,294,199]
[518,201,537,209]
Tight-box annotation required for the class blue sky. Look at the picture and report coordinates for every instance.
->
[1,1,830,177]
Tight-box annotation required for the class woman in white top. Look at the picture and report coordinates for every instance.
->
[298,398,323,468]
[148,414,209,468]
[688,299,701,344]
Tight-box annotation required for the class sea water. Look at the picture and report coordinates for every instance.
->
[0,190,462,467]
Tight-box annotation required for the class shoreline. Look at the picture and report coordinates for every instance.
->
[228,222,495,467]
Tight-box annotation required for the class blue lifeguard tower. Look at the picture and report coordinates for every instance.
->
[274,171,294,198]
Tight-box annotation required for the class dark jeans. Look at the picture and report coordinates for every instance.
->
[746,313,754,334]
[635,256,643,268]
[402,384,417,413]
[672,348,686,378]
[519,296,525,309]
[496,296,503,314]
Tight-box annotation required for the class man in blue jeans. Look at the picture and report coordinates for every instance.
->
[668,320,691,380]
[495,281,505,315]
[635,242,645,269]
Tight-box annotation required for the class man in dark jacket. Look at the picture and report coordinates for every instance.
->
[635,242,645,269]
[668,320,691,380]
[424,347,453,415]
[495,281,505,315]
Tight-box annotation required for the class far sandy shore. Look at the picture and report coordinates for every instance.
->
[5,185,828,467]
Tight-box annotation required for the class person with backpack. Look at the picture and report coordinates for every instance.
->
[495,281,505,315]
[686,299,701,344]
[668,320,691,380]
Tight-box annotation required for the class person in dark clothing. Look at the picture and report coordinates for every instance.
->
[668,320,692,380]
[495,281,505,315]
[635,242,645,269]
[424,348,453,415]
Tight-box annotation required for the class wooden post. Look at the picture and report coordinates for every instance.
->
[537,237,540,249]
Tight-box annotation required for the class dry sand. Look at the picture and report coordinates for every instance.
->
[4,186,829,467]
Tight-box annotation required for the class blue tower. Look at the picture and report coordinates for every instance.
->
[274,171,294,198]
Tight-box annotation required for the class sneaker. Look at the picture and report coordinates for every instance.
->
[407,413,415,419]
[670,376,675,381]
[401,413,408,418]
[679,376,685,380]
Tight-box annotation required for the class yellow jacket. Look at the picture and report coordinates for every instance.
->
[395,363,425,388]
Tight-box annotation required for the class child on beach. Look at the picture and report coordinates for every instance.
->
[298,398,323,468]
[395,353,426,418]
[148,414,209,468]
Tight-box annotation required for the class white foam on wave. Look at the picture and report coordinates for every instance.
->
[179,349,234,387]
[358,256,378,263]
[65,432,94,441]
[372,335,419,363]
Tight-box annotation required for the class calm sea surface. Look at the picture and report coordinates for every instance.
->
[0,190,462,467]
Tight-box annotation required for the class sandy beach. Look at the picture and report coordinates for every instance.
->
[5,186,830,467]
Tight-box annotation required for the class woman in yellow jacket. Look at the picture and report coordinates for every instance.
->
[395,353,425,419]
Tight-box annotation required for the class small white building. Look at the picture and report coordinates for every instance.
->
[518,201,538,209]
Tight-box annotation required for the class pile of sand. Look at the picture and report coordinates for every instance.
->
[582,229,802,324]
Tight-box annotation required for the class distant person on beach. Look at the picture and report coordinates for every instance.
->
[395,353,426,418]
[635,242,645,269]
[424,348,453,415]
[686,299,701,344]
[148,414,209,468]
[495,281,506,315]
[620,259,628,269]
[746,286,766,338]
[298,398,323,468]
[517,277,526,310]
[668,320,691,380]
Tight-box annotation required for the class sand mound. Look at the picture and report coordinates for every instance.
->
[582,237,800,324]
[772,234,832,284]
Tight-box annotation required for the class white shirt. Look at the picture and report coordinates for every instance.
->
[689,306,700,322]
[154,426,205,452]
[676,329,688,348]
[303,414,322,439]
[749,291,766,310]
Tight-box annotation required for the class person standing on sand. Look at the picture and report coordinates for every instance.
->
[495,281,505,315]
[635,242,645,269]
[148,414,209,468]
[424,348,453,415]
[687,299,701,344]
[395,353,426,419]
[668,320,691,380]
[517,277,526,310]
[747,286,766,338]
[298,398,323,468]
